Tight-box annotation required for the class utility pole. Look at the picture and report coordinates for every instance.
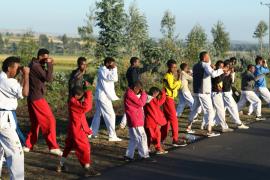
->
[261,2,270,53]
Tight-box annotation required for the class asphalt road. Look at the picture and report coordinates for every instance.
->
[90,120,270,180]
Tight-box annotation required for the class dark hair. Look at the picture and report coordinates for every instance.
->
[247,64,254,70]
[215,60,224,69]
[229,57,237,63]
[166,59,177,68]
[104,57,115,65]
[255,55,263,64]
[2,56,21,73]
[223,60,231,67]
[130,57,139,65]
[37,48,49,57]
[131,80,143,89]
[199,51,208,61]
[180,63,188,71]
[148,87,160,96]
[77,57,87,66]
[71,86,84,97]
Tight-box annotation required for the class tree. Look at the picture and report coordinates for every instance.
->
[211,21,230,57]
[0,33,4,52]
[126,2,148,56]
[95,0,127,58]
[61,34,68,53]
[253,20,268,55]
[161,10,176,40]
[39,34,49,49]
[185,24,207,61]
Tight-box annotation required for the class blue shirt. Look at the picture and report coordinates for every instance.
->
[254,65,270,88]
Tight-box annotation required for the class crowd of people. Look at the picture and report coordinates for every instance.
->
[0,48,269,179]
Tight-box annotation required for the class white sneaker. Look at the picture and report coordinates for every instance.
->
[256,116,266,121]
[120,123,126,129]
[50,149,63,156]
[238,124,249,129]
[88,134,98,139]
[186,128,195,134]
[221,128,234,133]
[239,111,244,115]
[207,132,220,137]
[23,147,30,153]
[108,137,122,142]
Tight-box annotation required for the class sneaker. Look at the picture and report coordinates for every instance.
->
[221,128,234,133]
[56,164,68,173]
[123,156,134,162]
[120,123,126,129]
[256,116,266,121]
[108,137,122,142]
[237,124,249,129]
[239,111,244,115]
[84,167,101,177]
[23,147,30,153]
[140,157,157,163]
[172,141,187,147]
[156,150,168,155]
[186,128,195,134]
[88,134,98,139]
[207,132,220,137]
[50,149,63,156]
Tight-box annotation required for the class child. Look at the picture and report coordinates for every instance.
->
[57,86,100,177]
[144,87,168,154]
[124,81,154,161]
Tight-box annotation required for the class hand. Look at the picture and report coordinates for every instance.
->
[223,66,229,73]
[84,81,90,87]
[46,58,54,63]
[22,67,30,75]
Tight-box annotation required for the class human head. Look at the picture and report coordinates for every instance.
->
[255,55,264,65]
[148,87,160,98]
[77,57,87,72]
[215,60,224,69]
[229,57,237,65]
[180,63,188,72]
[247,64,255,73]
[199,51,210,63]
[2,56,21,78]
[104,57,116,69]
[37,48,50,61]
[130,57,140,67]
[71,86,84,100]
[166,59,177,74]
[131,81,143,95]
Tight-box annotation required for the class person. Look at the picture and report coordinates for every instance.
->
[0,56,29,180]
[120,57,152,129]
[124,81,154,162]
[144,87,168,155]
[222,60,249,129]
[91,57,122,141]
[176,63,201,118]
[248,56,270,115]
[211,60,233,133]
[68,57,89,97]
[161,59,187,147]
[187,51,226,137]
[237,64,265,121]
[24,48,62,156]
[57,86,100,177]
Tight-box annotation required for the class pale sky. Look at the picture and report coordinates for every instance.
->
[0,0,269,42]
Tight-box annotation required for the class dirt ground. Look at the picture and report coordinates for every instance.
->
[2,104,269,180]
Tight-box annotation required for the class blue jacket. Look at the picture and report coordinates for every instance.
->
[254,65,269,88]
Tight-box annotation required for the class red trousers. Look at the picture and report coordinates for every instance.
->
[62,132,91,166]
[25,98,59,150]
[145,126,161,151]
[161,97,179,143]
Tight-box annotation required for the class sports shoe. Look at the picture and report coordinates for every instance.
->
[256,116,266,121]
[221,128,234,133]
[186,128,195,134]
[123,156,134,162]
[238,123,249,129]
[88,134,98,139]
[50,149,63,156]
[156,150,168,155]
[84,166,101,177]
[172,141,187,147]
[108,137,122,142]
[56,164,68,173]
[207,132,220,137]
[140,157,157,163]
[23,147,30,153]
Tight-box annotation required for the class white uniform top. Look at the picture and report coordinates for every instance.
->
[0,71,23,130]
[95,66,119,101]
[180,71,193,92]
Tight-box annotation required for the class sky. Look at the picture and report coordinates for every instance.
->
[0,0,269,42]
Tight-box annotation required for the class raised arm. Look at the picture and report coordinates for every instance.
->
[32,62,53,82]
[203,62,224,78]
[100,67,118,82]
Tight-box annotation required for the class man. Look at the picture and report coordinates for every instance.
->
[0,56,29,179]
[24,48,62,155]
[68,57,88,97]
[91,57,122,141]
[187,51,226,137]
[237,64,265,121]
[161,59,187,147]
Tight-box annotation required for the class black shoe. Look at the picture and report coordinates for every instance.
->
[172,141,188,147]
[140,157,157,163]
[123,156,134,162]
[84,167,101,177]
[56,164,68,173]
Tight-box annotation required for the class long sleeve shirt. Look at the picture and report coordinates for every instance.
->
[241,71,264,91]
[180,71,193,92]
[163,72,181,99]
[254,65,270,88]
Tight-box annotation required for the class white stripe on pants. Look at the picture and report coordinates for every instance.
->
[223,92,242,125]
[238,91,262,117]
[126,126,149,159]
[91,96,117,138]
[176,91,201,117]
[0,127,24,180]
[212,92,229,129]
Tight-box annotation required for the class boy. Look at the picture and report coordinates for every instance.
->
[24,48,62,155]
[57,86,100,177]
[124,81,153,161]
[161,59,187,147]
[144,87,168,155]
